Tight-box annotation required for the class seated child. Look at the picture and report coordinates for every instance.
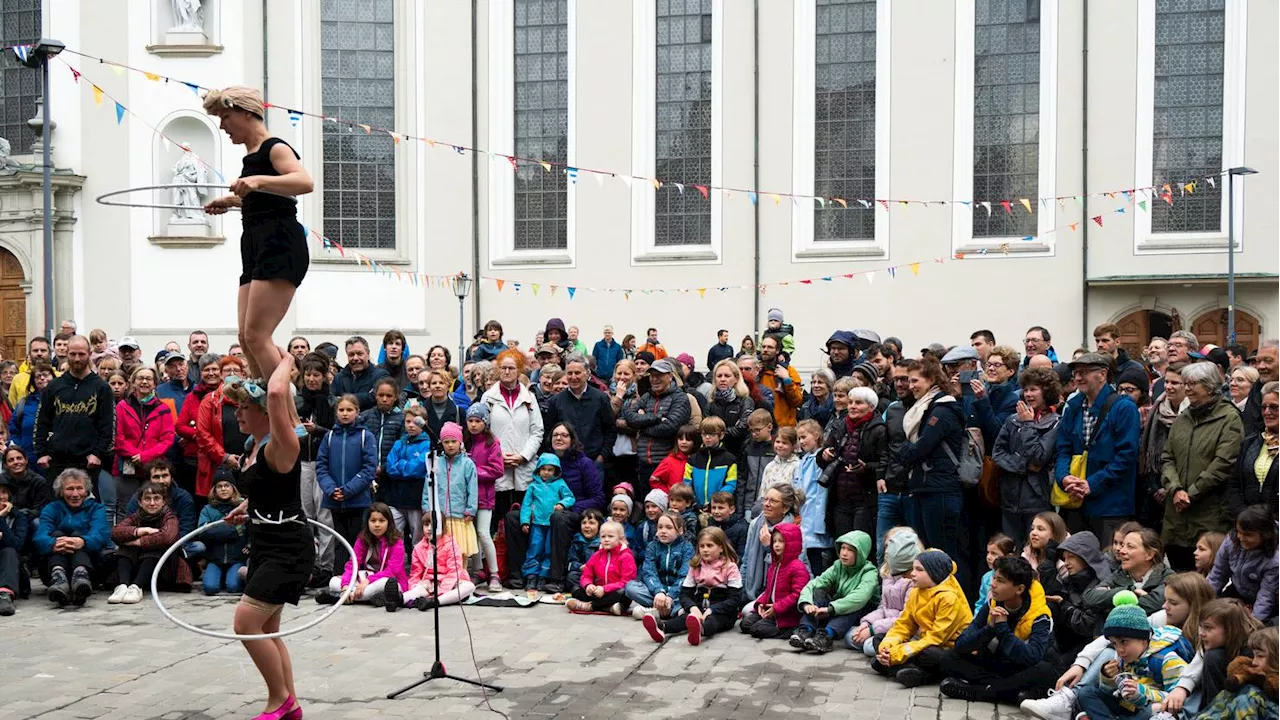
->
[1195,626,1277,720]
[739,522,809,640]
[974,533,1017,614]
[635,490,668,558]
[566,520,636,615]
[318,502,408,610]
[625,510,694,620]
[197,478,248,595]
[0,480,30,613]
[404,513,475,610]
[1207,505,1278,623]
[1193,599,1262,706]
[706,491,747,561]
[519,453,576,590]
[1193,530,1225,577]
[566,509,604,590]
[682,417,738,512]
[611,482,641,524]
[667,484,699,545]
[790,530,879,653]
[641,527,745,646]
[850,526,922,655]
[109,482,190,604]
[939,556,1058,703]
[649,426,699,496]
[1073,594,1189,720]
[609,494,641,560]
[873,549,973,688]
[1050,531,1112,659]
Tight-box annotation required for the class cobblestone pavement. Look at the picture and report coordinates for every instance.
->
[2,591,1022,719]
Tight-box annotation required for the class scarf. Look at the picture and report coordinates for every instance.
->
[835,411,875,501]
[499,382,521,408]
[1155,393,1187,428]
[903,388,943,442]
[1264,430,1279,458]
[714,387,736,403]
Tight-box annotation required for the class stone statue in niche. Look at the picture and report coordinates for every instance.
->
[168,151,209,233]
[0,138,24,175]
[170,0,204,32]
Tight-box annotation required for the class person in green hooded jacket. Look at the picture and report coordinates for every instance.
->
[788,530,879,653]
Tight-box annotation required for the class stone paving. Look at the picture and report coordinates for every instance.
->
[2,590,1024,719]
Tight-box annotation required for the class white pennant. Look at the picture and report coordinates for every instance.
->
[865,271,875,285]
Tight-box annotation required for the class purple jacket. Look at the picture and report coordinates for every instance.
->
[340,534,409,591]
[467,434,505,511]
[1207,533,1278,622]
[859,573,913,635]
[557,449,605,513]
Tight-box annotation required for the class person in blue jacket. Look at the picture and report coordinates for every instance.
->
[316,394,379,574]
[198,478,248,595]
[966,345,1022,454]
[383,404,430,546]
[34,468,110,607]
[0,475,31,615]
[470,320,508,363]
[624,509,694,620]
[7,362,53,468]
[1053,353,1141,543]
[591,326,624,383]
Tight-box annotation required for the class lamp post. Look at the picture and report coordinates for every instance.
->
[1226,166,1257,345]
[19,38,65,340]
[450,272,472,376]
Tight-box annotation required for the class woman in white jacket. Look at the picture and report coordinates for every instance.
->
[482,349,544,518]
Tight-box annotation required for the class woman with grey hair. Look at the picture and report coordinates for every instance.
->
[819,386,886,552]
[742,483,804,598]
[33,468,109,606]
[1160,361,1245,571]
[799,368,836,428]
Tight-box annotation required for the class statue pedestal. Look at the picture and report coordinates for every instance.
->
[165,29,208,46]
[167,217,210,237]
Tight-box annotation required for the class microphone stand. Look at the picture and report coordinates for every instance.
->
[387,443,503,699]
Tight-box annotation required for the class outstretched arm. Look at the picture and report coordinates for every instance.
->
[264,347,300,473]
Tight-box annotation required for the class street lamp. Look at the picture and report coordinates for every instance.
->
[18,38,65,339]
[450,272,472,375]
[1226,166,1257,345]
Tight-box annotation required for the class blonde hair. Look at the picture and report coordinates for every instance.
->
[203,85,265,118]
[334,394,360,412]
[711,359,748,398]
[599,520,628,548]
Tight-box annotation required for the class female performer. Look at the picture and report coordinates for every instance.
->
[222,346,315,720]
[203,86,313,384]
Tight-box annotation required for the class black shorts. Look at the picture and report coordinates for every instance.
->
[239,215,310,288]
[243,524,314,606]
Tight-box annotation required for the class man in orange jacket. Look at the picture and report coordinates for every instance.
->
[639,327,668,360]
[758,336,802,427]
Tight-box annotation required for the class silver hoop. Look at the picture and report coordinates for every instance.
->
[150,518,357,641]
[95,183,294,211]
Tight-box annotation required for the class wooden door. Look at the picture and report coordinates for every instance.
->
[1192,308,1260,350]
[0,248,27,362]
[1115,310,1151,360]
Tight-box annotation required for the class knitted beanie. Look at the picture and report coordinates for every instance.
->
[644,489,669,513]
[1103,593,1152,641]
[768,308,784,323]
[439,422,464,444]
[465,402,491,428]
[611,494,634,515]
[884,529,921,576]
[916,549,952,585]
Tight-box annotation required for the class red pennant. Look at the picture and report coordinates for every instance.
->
[694,185,709,199]
[1000,200,1013,215]
[1091,215,1103,227]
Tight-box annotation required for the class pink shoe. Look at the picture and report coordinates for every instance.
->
[686,614,703,646]
[253,696,298,720]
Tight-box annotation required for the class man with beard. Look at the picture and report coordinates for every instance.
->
[824,331,857,380]
[759,336,803,428]
[33,337,116,498]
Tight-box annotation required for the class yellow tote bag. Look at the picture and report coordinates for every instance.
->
[1051,452,1086,510]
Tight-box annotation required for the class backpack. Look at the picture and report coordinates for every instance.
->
[939,425,984,487]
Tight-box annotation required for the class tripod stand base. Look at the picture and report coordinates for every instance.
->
[385,660,504,700]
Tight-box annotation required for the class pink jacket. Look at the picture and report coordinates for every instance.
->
[754,522,810,629]
[408,533,471,594]
[860,573,913,634]
[340,534,409,590]
[114,397,176,475]
[580,543,637,593]
[467,433,505,511]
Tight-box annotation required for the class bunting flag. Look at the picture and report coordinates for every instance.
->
[115,102,125,124]
[10,44,30,64]
[287,109,302,127]
[91,84,103,106]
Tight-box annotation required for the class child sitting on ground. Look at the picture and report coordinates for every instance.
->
[635,489,667,557]
[1073,594,1189,720]
[1195,626,1278,720]
[874,549,973,688]
[609,494,641,559]
[706,491,747,561]
[850,526,921,655]
[790,530,879,654]
[520,453,576,590]
[1194,530,1226,577]
[1207,505,1278,623]
[739,522,809,640]
[197,478,247,595]
[625,510,694,620]
[318,502,407,610]
[1050,531,1112,659]
[566,509,604,590]
[667,484,699,545]
[404,513,475,610]
[641,527,745,646]
[938,556,1057,704]
[649,425,699,496]
[975,533,1017,613]
[1194,598,1263,706]
[566,520,636,615]
[109,482,190,604]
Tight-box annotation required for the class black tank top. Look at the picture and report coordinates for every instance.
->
[240,437,304,518]
[240,137,299,220]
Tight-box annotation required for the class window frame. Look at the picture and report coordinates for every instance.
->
[951,0,1058,258]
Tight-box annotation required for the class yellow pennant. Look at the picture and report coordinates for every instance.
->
[1019,198,1032,214]
[92,85,103,106]
[144,72,160,82]
[909,262,920,276]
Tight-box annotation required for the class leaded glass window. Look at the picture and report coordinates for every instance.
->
[973,0,1039,238]
[815,0,876,241]
[655,0,712,247]
[320,0,396,250]
[0,0,42,155]
[514,0,568,251]
[1152,0,1224,234]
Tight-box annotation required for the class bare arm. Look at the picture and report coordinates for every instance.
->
[263,347,300,473]
[260,142,313,196]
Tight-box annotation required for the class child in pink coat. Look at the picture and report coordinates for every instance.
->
[403,513,476,610]
[465,403,505,591]
[321,503,408,610]
[739,521,810,639]
[849,526,921,653]
[566,520,637,615]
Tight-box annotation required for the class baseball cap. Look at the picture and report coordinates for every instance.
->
[536,343,560,357]
[649,358,677,375]
[119,336,140,350]
[161,351,186,365]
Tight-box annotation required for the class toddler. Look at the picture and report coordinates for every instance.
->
[566,509,604,590]
[519,453,575,589]
[791,530,879,653]
[566,520,636,615]
[625,510,694,620]
[404,513,475,609]
[642,527,745,646]
[739,522,809,640]
[851,526,922,654]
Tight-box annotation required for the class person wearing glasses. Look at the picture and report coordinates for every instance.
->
[1229,381,1278,519]
[967,345,1022,455]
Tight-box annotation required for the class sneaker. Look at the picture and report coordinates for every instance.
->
[642,611,666,643]
[47,570,70,606]
[108,584,129,604]
[523,575,538,590]
[870,659,895,677]
[565,598,592,613]
[894,667,928,688]
[608,603,624,616]
[1017,689,1051,705]
[1020,687,1078,720]
[809,631,834,654]
[631,604,649,620]
[368,592,386,608]
[1074,714,1091,720]
[542,581,563,594]
[314,589,340,605]
[0,592,14,616]
[940,677,994,702]
[506,576,525,590]
[383,582,403,612]
[122,585,143,604]
[414,596,438,611]
[685,613,703,646]
[788,627,812,650]
[487,577,504,594]
[70,568,93,606]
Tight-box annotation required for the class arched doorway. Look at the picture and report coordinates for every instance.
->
[0,248,27,361]
[1113,309,1174,359]
[1192,308,1260,351]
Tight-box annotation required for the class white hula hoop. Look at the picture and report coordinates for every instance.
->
[96,183,241,211]
[150,517,356,641]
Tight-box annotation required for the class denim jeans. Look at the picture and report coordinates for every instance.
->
[202,561,245,595]
[1082,649,1116,686]
[908,491,966,589]
[876,492,910,561]
[624,580,656,607]
[1075,682,1152,720]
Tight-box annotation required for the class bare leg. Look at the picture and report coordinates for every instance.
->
[262,610,297,702]
[234,602,292,711]
[236,284,259,378]
[243,279,295,381]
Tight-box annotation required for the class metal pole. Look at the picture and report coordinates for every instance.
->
[41,55,54,340]
[1227,173,1236,345]
[457,294,465,377]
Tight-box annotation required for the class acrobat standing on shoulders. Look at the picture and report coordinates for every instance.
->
[203,86,313,384]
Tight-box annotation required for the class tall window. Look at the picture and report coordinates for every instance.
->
[973,0,1039,238]
[0,0,42,155]
[320,0,396,250]
[1152,0,1223,234]
[655,0,712,247]
[814,0,876,242]
[513,0,568,251]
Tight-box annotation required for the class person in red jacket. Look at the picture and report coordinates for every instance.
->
[114,368,176,519]
[194,356,247,497]
[175,354,224,496]
[648,425,700,495]
[738,521,810,639]
[566,520,637,614]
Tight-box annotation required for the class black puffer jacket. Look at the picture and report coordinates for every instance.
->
[882,398,913,494]
[706,392,754,457]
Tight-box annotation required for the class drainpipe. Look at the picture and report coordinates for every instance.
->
[1080,0,1089,345]
[470,0,481,325]
[752,0,761,345]
[261,0,268,128]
